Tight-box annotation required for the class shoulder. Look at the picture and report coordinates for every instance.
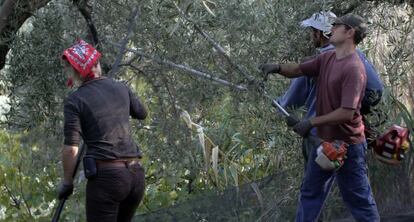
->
[349,53,365,69]
[64,91,80,104]
[63,93,81,112]
[105,77,127,87]
[319,50,336,60]
[356,48,366,58]
[318,44,335,53]
[92,77,129,91]
[344,59,366,82]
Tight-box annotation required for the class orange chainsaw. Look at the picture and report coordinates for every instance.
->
[272,100,348,170]
[368,124,410,165]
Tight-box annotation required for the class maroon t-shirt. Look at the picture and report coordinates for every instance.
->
[299,50,367,144]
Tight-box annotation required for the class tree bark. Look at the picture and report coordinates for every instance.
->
[0,0,52,70]
[73,0,99,46]
[0,0,17,34]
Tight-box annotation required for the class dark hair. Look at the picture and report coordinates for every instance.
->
[311,27,331,39]
[353,30,366,44]
[334,14,368,45]
[343,25,365,44]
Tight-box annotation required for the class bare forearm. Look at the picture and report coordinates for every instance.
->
[279,63,303,78]
[62,145,78,184]
[310,108,355,127]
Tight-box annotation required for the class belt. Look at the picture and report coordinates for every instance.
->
[96,158,140,169]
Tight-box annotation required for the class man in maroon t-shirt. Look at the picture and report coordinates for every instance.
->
[260,14,379,221]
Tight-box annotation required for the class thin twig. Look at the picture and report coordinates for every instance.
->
[3,182,20,209]
[18,165,32,217]
[123,53,142,66]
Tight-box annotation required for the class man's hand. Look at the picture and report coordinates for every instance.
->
[293,119,313,137]
[58,182,74,200]
[286,115,300,127]
[258,63,281,75]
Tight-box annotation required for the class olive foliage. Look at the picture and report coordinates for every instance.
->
[0,0,413,221]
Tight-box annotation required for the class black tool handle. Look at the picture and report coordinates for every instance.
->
[51,143,86,222]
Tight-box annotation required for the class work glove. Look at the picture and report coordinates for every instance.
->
[258,63,281,75]
[293,119,313,137]
[58,182,74,200]
[286,115,300,127]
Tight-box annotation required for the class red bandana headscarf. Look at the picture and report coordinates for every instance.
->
[62,39,101,87]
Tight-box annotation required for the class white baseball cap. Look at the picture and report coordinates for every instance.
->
[300,11,337,35]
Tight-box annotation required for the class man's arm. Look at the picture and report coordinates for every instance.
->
[293,107,355,137]
[260,51,323,79]
[62,145,79,184]
[128,87,147,120]
[278,63,304,78]
[310,107,355,127]
[259,63,303,78]
[277,76,310,109]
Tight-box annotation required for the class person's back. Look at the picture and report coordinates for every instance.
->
[58,40,147,222]
[64,77,146,159]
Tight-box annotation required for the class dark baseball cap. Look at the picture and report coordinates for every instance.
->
[333,14,368,37]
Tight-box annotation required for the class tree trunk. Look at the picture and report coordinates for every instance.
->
[0,0,17,33]
[0,0,52,70]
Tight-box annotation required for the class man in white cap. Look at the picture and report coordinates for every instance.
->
[259,13,381,221]
[278,11,339,164]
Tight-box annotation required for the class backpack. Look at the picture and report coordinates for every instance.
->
[361,89,382,115]
[356,49,383,115]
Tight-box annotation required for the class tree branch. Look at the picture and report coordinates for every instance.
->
[18,165,32,217]
[2,181,20,209]
[0,0,17,34]
[107,41,247,91]
[0,0,52,70]
[73,0,99,46]
[108,6,140,78]
[174,3,255,82]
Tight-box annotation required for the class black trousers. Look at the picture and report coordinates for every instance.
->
[86,163,145,222]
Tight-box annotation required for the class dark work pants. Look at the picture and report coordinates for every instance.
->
[86,163,145,222]
[296,142,379,222]
[302,136,321,167]
[301,136,334,222]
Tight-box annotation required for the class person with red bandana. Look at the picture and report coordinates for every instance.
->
[57,39,147,222]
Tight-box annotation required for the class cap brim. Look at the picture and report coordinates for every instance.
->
[300,18,313,28]
[333,17,345,24]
